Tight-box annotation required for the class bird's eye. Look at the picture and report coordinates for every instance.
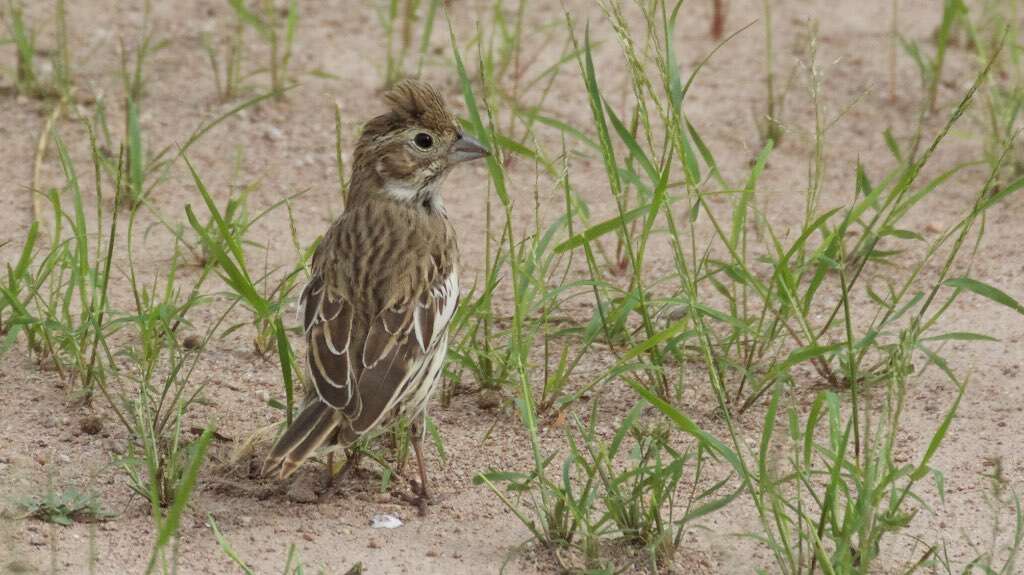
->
[413,132,433,150]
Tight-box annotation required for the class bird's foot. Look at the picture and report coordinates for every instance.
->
[327,451,361,486]
[398,480,433,516]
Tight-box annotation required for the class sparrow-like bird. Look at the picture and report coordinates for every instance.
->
[263,79,488,510]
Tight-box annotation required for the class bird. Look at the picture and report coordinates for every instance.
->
[263,79,488,512]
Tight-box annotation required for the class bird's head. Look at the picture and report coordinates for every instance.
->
[351,79,489,209]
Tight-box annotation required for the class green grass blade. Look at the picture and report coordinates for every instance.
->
[154,426,214,549]
[944,277,1024,315]
[209,515,255,575]
[274,317,294,425]
[910,382,965,481]
[629,380,742,473]
[448,17,508,206]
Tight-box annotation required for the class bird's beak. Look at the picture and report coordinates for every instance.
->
[448,134,490,164]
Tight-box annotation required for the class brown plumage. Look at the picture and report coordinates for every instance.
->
[263,80,488,509]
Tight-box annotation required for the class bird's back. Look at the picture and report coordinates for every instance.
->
[316,199,455,317]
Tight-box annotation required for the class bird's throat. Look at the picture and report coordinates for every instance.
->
[381,177,447,215]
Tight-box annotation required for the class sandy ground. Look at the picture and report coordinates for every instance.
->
[1,0,1022,573]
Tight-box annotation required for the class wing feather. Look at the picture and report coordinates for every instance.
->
[302,276,357,410]
[300,277,323,333]
[413,291,435,352]
[322,303,353,355]
[362,306,411,368]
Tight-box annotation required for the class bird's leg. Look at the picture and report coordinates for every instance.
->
[409,422,431,515]
[327,430,362,490]
[326,427,341,487]
[336,447,362,482]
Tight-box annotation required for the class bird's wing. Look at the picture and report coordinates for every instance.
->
[304,263,459,426]
[345,268,459,435]
[263,270,353,479]
[302,272,360,410]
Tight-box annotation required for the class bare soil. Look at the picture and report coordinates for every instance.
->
[1,1,1022,573]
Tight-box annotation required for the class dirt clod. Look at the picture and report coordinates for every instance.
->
[286,470,322,503]
[79,414,103,435]
[182,334,202,350]
[477,389,502,410]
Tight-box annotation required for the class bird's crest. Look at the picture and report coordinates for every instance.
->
[383,79,456,134]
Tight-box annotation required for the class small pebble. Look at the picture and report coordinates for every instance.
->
[264,125,284,142]
[370,513,403,529]
[663,304,689,322]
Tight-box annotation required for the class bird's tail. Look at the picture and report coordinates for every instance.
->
[263,400,341,479]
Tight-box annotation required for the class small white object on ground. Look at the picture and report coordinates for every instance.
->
[370,514,403,529]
